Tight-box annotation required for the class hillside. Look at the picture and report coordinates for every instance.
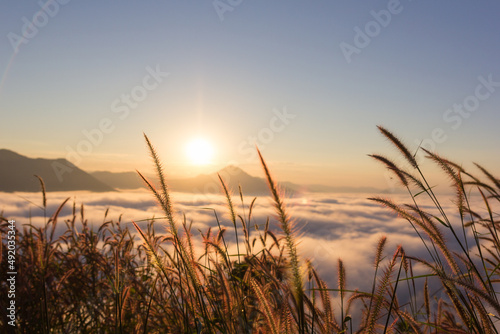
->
[0,149,114,192]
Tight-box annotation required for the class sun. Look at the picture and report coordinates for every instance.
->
[185,138,214,165]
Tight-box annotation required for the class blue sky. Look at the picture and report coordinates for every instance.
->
[1,1,499,187]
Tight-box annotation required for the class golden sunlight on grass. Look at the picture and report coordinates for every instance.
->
[185,137,214,165]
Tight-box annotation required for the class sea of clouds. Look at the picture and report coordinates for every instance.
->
[0,188,488,309]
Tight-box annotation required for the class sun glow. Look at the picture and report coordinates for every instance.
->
[185,138,214,165]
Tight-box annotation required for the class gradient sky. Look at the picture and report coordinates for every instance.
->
[1,1,499,188]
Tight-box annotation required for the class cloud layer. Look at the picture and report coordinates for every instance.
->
[0,189,487,296]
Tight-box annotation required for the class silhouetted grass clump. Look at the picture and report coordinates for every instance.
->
[0,128,499,333]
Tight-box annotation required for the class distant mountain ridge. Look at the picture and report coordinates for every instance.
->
[0,149,114,192]
[92,165,277,195]
[92,165,382,195]
[0,149,383,194]
[169,165,273,195]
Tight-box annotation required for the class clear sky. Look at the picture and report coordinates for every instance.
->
[1,1,499,188]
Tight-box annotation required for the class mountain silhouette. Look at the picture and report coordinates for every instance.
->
[167,165,275,195]
[1,149,383,194]
[93,165,293,195]
[0,149,114,192]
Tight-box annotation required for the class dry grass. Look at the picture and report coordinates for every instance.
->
[0,127,499,333]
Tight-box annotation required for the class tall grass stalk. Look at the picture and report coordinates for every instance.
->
[257,147,306,334]
[370,125,500,333]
